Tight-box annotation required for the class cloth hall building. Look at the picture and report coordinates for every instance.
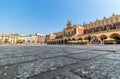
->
[46,14,120,44]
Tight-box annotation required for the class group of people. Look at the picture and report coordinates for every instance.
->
[88,36,105,44]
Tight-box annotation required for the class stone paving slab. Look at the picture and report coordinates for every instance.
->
[16,57,78,79]
[69,45,120,52]
[50,74,70,79]
[71,58,120,79]
[104,53,120,60]
[67,50,110,60]
[0,56,38,66]
[0,45,120,79]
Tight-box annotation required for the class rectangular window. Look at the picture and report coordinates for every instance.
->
[74,28,76,34]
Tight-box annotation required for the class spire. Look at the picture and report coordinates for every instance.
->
[67,20,72,28]
[90,21,92,23]
[103,16,106,19]
[112,13,115,16]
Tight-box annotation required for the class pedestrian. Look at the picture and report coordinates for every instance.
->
[88,35,91,44]
[101,37,104,44]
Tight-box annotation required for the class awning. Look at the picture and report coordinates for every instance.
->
[105,38,115,41]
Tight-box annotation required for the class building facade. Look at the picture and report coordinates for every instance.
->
[46,20,84,44]
[36,34,45,44]
[0,33,45,45]
[46,14,120,44]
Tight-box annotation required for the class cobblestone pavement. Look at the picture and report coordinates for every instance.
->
[0,45,120,79]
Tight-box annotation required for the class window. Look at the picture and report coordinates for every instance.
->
[91,29,94,32]
[68,32,70,35]
[106,27,110,31]
[98,28,102,32]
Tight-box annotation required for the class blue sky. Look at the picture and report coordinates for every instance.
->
[0,0,120,34]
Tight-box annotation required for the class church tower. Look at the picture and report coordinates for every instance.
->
[67,20,72,28]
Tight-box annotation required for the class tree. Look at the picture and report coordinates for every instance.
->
[78,38,83,41]
[4,39,9,44]
[32,40,35,44]
[27,40,31,44]
[22,40,25,44]
[0,39,2,44]
[37,40,40,44]
[16,39,21,44]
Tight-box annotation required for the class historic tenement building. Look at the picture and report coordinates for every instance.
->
[46,20,84,44]
[0,33,45,45]
[37,34,45,44]
[46,14,120,44]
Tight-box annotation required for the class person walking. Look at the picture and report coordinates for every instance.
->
[88,35,91,44]
[101,37,104,44]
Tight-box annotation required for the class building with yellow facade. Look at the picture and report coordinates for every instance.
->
[46,14,120,44]
[0,33,45,45]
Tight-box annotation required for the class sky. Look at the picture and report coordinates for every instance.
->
[0,0,120,35]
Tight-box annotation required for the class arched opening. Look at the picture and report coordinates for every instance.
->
[51,42,53,45]
[99,35,107,39]
[56,41,59,44]
[78,38,83,41]
[59,40,61,44]
[53,41,55,44]
[61,40,64,44]
[72,38,75,41]
[64,39,68,44]
[110,33,120,38]
[68,39,71,41]
[110,33,120,44]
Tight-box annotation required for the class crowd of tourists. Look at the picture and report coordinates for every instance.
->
[88,36,105,44]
